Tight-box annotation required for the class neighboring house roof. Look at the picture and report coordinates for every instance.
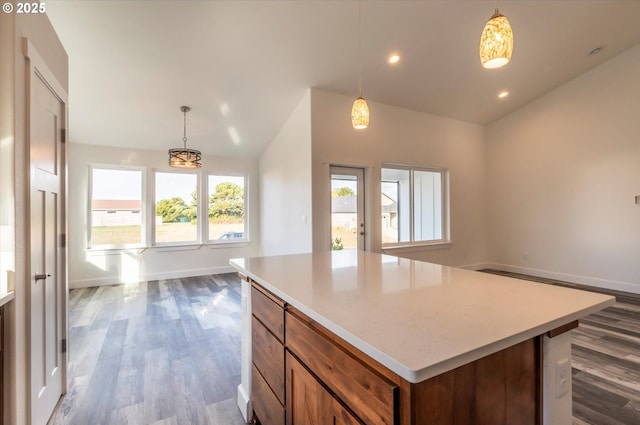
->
[382,203,397,214]
[332,195,398,214]
[331,196,357,213]
[92,200,142,210]
[381,193,397,214]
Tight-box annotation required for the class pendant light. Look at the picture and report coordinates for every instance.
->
[351,0,369,129]
[479,3,514,69]
[168,106,202,168]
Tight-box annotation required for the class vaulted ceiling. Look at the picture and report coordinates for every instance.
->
[46,0,640,158]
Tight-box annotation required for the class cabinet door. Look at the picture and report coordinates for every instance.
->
[333,399,362,425]
[286,352,331,425]
[286,351,363,425]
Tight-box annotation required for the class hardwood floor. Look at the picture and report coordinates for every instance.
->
[48,274,246,425]
[50,271,640,425]
[482,270,640,425]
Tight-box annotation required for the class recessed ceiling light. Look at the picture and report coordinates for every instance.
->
[388,54,400,64]
[498,90,509,99]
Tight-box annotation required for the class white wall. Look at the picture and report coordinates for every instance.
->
[259,90,313,256]
[311,89,488,267]
[486,43,640,293]
[68,144,260,288]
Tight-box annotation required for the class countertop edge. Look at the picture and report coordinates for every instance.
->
[0,291,15,308]
[231,260,616,383]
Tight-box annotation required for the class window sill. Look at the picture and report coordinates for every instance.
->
[86,240,251,254]
[381,241,452,255]
[206,240,250,248]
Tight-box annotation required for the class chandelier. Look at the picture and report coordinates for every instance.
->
[169,106,202,168]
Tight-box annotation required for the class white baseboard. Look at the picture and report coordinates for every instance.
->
[69,265,237,289]
[236,384,252,423]
[484,263,640,295]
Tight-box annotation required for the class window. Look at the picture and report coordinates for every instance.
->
[154,171,198,244]
[381,165,448,246]
[88,166,250,249]
[89,167,143,248]
[208,174,247,242]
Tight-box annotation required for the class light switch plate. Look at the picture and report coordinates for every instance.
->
[635,195,640,205]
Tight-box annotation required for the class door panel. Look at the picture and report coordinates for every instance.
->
[28,45,66,425]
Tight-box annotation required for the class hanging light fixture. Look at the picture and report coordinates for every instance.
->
[169,106,202,168]
[351,0,369,129]
[479,4,514,69]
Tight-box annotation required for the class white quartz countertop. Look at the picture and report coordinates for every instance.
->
[0,291,15,308]
[230,251,615,383]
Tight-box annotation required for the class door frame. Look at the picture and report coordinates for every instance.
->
[23,37,69,422]
[329,165,367,251]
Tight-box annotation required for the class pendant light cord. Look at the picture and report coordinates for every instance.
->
[357,0,362,97]
[183,109,188,148]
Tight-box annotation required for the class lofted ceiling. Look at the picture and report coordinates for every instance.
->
[45,0,640,158]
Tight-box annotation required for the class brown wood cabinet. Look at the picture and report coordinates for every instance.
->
[286,351,360,425]
[251,284,286,425]
[250,280,541,425]
[1,306,3,422]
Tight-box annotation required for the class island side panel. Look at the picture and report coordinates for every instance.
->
[412,337,541,425]
[237,274,252,422]
[542,331,573,425]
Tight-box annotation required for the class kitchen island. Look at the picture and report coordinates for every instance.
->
[231,251,614,425]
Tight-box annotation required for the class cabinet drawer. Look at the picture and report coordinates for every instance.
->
[252,364,285,425]
[252,315,285,403]
[252,284,285,342]
[287,310,398,425]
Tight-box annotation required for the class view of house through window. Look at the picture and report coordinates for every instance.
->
[381,166,447,245]
[155,171,198,243]
[208,175,246,241]
[90,167,143,247]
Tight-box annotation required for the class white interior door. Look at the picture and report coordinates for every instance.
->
[26,40,67,425]
[330,166,365,250]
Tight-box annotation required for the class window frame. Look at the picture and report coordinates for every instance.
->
[380,163,450,249]
[87,165,251,251]
[206,172,249,244]
[87,164,146,250]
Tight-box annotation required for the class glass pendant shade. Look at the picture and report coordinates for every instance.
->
[168,147,201,168]
[479,9,513,69]
[351,96,370,129]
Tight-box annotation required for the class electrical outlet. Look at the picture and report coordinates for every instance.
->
[556,358,570,398]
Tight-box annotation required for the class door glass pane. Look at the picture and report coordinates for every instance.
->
[331,175,358,250]
[91,168,142,247]
[155,172,198,243]
[208,175,246,241]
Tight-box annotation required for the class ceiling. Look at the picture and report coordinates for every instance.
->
[45,0,640,159]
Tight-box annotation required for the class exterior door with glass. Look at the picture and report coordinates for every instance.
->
[330,166,365,251]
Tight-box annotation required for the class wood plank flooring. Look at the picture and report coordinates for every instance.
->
[482,270,640,425]
[49,271,640,425]
[48,274,246,425]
